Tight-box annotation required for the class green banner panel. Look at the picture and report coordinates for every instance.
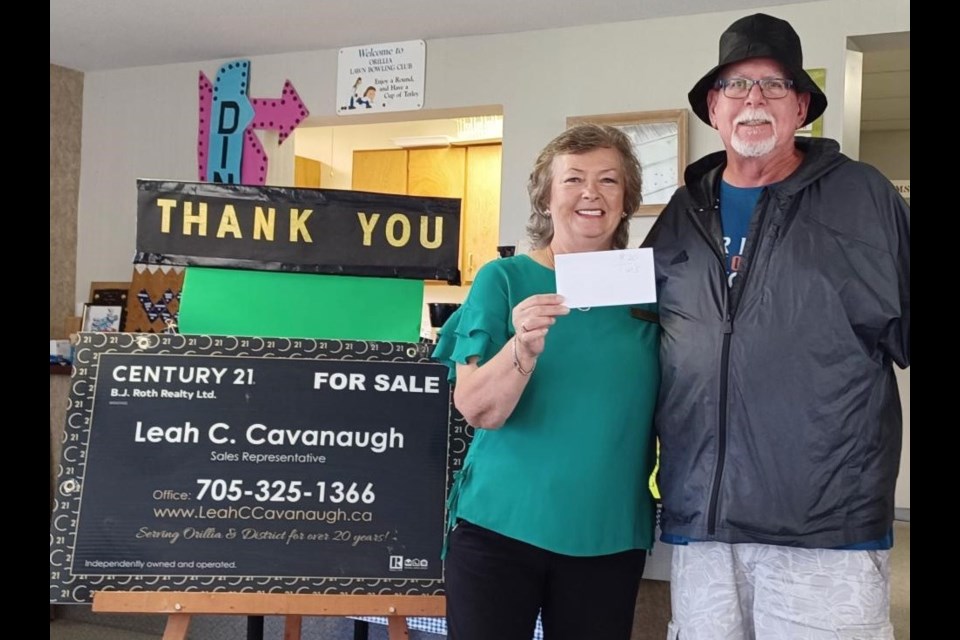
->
[178,268,423,342]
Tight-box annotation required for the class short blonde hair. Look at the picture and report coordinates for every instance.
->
[526,123,643,250]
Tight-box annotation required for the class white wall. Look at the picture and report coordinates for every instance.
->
[894,367,910,510]
[841,49,864,160]
[860,130,910,179]
[74,0,910,512]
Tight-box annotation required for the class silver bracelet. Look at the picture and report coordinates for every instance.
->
[512,336,535,376]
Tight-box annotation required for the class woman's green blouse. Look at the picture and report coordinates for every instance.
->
[432,255,660,556]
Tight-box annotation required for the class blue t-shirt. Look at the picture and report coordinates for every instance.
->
[719,180,763,288]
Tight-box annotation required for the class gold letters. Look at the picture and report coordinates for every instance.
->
[357,212,380,246]
[216,205,242,239]
[253,207,275,241]
[156,198,177,233]
[150,200,445,250]
[386,213,411,247]
[289,209,313,243]
[182,201,208,236]
[356,212,444,249]
[420,216,443,249]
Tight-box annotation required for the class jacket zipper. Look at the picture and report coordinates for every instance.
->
[688,192,776,537]
[709,319,733,536]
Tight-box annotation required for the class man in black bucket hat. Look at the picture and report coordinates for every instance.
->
[642,13,909,638]
[686,13,827,129]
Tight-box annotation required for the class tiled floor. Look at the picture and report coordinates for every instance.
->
[50,619,161,640]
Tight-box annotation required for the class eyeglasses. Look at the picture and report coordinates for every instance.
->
[716,77,795,99]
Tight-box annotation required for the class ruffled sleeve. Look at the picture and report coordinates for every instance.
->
[431,303,508,382]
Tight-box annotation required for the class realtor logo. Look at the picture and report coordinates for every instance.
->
[389,555,403,571]
[404,558,429,569]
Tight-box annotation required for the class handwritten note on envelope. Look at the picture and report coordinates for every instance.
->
[554,248,656,308]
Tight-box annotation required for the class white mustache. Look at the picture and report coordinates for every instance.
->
[734,108,775,125]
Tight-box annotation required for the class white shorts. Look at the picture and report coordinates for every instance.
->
[667,540,894,639]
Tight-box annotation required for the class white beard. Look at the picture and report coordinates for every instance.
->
[732,133,777,157]
[731,108,778,157]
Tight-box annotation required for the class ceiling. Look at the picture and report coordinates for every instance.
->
[50,0,907,132]
[51,0,821,72]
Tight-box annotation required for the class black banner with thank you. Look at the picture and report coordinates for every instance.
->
[134,180,462,283]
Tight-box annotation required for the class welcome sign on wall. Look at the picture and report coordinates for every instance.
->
[337,40,426,115]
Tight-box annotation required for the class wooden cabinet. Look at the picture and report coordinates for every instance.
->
[407,148,466,198]
[294,156,323,188]
[351,149,407,194]
[351,144,501,283]
[462,144,502,282]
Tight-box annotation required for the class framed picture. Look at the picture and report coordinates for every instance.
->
[567,109,688,216]
[89,281,131,306]
[82,305,123,332]
[89,281,130,331]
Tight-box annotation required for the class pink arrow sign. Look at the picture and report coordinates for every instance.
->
[250,80,310,144]
[197,72,213,181]
[241,128,268,185]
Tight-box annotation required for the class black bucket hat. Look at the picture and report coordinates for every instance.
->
[688,13,827,127]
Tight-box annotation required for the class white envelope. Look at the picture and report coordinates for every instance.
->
[554,248,656,308]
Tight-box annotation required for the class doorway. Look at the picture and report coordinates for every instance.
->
[291,113,505,337]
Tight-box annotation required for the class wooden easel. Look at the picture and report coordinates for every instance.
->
[93,591,446,640]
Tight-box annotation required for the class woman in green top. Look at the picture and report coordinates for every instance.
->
[433,124,660,640]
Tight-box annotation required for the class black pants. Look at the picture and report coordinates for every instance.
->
[444,520,646,640]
